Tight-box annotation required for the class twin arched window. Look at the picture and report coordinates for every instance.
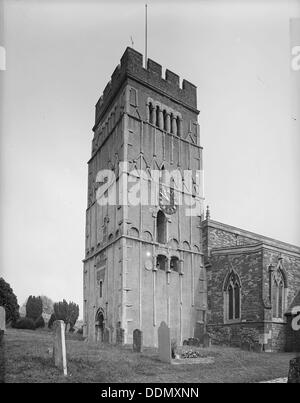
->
[224,270,241,322]
[156,254,179,272]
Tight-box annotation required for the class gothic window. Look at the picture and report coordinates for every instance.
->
[224,270,241,322]
[170,256,179,272]
[272,269,286,319]
[156,210,167,244]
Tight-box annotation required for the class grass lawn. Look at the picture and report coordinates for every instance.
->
[2,328,294,383]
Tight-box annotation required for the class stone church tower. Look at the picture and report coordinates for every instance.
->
[83,47,206,346]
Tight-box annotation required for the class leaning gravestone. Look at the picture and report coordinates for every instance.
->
[0,307,5,332]
[133,329,143,352]
[53,320,67,376]
[288,356,300,383]
[158,321,171,364]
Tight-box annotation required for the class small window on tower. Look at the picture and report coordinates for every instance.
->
[99,280,103,298]
[129,88,137,106]
[156,210,167,244]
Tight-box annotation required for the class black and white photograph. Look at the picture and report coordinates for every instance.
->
[0,0,300,387]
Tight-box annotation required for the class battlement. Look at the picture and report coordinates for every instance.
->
[95,47,198,126]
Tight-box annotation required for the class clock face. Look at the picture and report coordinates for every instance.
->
[159,186,177,215]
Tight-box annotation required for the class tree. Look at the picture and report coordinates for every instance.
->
[26,296,43,321]
[68,302,79,331]
[39,295,54,315]
[53,299,69,323]
[52,300,80,331]
[0,277,19,324]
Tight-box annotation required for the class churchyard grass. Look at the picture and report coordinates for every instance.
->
[3,328,295,383]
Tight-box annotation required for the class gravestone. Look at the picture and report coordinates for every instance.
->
[0,307,5,332]
[203,333,211,348]
[116,326,124,344]
[241,341,251,351]
[288,356,300,383]
[252,342,263,353]
[194,323,204,342]
[133,329,143,352]
[103,327,110,343]
[53,320,67,376]
[157,321,171,364]
[0,330,4,383]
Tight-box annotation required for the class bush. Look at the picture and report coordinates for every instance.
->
[34,316,45,329]
[53,300,79,330]
[13,317,36,330]
[26,296,43,321]
[0,277,20,324]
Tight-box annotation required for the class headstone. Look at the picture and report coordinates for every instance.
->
[0,307,5,332]
[116,326,125,344]
[194,323,204,341]
[252,342,263,353]
[53,320,67,376]
[133,329,143,352]
[183,339,188,346]
[241,341,251,351]
[0,330,4,383]
[288,356,300,383]
[103,327,110,343]
[157,321,171,363]
[203,333,211,348]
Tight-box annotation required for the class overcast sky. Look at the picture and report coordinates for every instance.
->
[1,0,299,316]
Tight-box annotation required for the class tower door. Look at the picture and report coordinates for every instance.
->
[95,309,105,342]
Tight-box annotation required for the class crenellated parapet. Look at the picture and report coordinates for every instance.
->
[94,47,198,127]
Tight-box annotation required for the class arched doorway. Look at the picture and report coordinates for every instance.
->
[95,309,105,342]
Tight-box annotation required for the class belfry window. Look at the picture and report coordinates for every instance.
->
[163,110,167,131]
[170,256,179,272]
[224,270,241,321]
[156,210,167,244]
[156,105,160,127]
[149,103,154,124]
[156,254,167,271]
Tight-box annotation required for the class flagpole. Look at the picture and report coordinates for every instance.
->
[145,4,148,68]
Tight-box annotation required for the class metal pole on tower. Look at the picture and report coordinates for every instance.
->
[145,4,148,68]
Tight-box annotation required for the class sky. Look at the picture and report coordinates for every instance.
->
[0,0,299,317]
